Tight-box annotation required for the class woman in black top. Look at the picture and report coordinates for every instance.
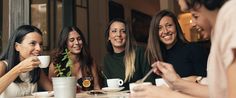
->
[102,18,155,90]
[146,10,208,79]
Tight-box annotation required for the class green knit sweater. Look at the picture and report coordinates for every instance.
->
[102,46,155,90]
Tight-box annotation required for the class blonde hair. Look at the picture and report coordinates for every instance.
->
[124,49,136,82]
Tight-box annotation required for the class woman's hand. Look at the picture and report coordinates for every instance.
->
[16,56,40,73]
[151,61,181,89]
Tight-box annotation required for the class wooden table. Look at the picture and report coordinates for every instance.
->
[17,91,129,98]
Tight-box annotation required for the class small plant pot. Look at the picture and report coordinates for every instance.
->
[52,77,76,98]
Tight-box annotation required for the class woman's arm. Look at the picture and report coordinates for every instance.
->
[131,85,201,98]
[182,76,197,82]
[92,62,101,90]
[172,77,209,98]
[48,63,57,81]
[227,49,236,98]
[153,61,209,98]
[0,56,40,94]
[38,69,53,91]
[0,61,20,94]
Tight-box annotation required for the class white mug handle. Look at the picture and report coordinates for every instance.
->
[118,79,123,86]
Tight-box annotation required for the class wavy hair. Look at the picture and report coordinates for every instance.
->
[51,26,94,77]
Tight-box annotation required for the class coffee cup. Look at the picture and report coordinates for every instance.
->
[38,55,50,68]
[155,78,168,87]
[107,78,123,88]
[129,82,152,93]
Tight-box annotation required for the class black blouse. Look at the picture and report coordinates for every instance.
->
[161,40,208,77]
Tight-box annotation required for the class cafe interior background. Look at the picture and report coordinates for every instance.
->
[0,0,204,67]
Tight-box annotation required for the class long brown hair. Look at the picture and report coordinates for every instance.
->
[52,26,93,77]
[145,10,188,64]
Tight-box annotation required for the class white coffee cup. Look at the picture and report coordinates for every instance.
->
[38,55,50,68]
[155,78,168,87]
[129,82,152,93]
[107,78,123,88]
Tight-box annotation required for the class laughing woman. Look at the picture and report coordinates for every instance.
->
[145,10,209,80]
[102,18,155,90]
[0,25,52,97]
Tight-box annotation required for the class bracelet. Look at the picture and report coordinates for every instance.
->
[195,76,203,83]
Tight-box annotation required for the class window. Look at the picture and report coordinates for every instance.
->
[131,10,151,44]
[31,0,49,50]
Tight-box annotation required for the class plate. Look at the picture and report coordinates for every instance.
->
[102,87,124,92]
[32,91,54,97]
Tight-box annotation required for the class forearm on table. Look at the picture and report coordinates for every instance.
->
[170,90,203,98]
[172,78,209,98]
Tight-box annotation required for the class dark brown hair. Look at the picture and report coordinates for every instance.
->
[52,26,93,77]
[185,0,226,11]
[145,10,188,64]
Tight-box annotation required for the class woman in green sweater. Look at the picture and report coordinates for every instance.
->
[102,18,155,90]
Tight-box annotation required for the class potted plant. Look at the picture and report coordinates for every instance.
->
[52,49,76,98]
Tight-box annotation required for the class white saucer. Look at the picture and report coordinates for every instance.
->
[102,87,125,92]
[32,91,54,97]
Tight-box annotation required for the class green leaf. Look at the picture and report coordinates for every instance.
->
[54,48,73,77]
[66,71,71,77]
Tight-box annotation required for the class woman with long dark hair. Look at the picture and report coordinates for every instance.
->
[0,25,52,97]
[146,10,208,79]
[48,26,100,92]
[131,0,229,98]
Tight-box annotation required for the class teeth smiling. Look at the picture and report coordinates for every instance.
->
[162,32,173,40]
[115,39,122,42]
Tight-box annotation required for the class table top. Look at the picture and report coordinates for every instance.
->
[17,90,129,98]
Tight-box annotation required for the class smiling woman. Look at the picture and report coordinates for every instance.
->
[48,26,101,92]
[0,25,53,97]
[102,18,155,90]
[146,10,208,78]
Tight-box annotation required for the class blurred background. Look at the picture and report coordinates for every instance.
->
[0,0,203,66]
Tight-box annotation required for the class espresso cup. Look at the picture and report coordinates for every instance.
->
[129,82,152,93]
[107,78,123,88]
[38,55,50,68]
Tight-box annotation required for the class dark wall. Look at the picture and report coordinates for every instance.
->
[109,1,124,21]
[62,0,75,27]
[131,10,151,44]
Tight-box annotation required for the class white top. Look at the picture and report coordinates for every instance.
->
[207,0,236,98]
[0,61,38,98]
